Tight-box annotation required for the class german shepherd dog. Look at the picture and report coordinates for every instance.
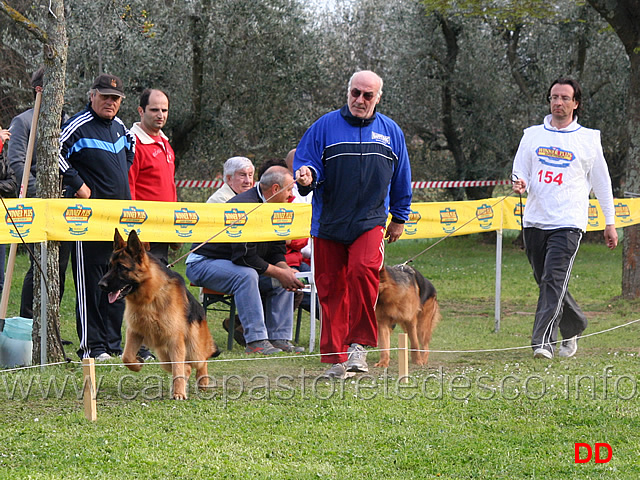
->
[375,264,441,368]
[98,229,219,399]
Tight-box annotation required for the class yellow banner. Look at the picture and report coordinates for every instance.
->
[0,196,636,243]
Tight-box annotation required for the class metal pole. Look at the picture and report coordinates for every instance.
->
[40,242,48,365]
[494,228,503,333]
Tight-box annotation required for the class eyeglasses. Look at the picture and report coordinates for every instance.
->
[548,95,574,103]
[350,88,376,101]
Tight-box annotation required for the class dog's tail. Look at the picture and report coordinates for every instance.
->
[423,295,442,331]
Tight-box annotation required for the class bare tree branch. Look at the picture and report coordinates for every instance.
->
[0,0,48,44]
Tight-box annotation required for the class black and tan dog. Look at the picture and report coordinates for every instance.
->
[375,264,441,368]
[98,229,218,399]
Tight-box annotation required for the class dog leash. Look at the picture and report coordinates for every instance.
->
[511,173,526,250]
[401,187,519,266]
[167,175,302,269]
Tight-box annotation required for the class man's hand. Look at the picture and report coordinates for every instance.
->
[272,265,305,291]
[75,183,91,199]
[604,224,618,250]
[295,166,313,187]
[0,129,10,144]
[512,178,527,195]
[385,221,404,243]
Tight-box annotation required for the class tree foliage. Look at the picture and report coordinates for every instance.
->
[1,0,638,294]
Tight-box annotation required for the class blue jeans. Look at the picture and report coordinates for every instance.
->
[186,256,294,344]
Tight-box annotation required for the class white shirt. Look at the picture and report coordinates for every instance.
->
[512,115,615,231]
[206,183,236,204]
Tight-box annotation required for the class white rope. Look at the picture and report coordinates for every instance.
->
[2,317,638,374]
[0,360,70,374]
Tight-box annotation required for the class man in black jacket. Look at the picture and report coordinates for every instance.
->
[59,73,135,361]
[186,166,305,355]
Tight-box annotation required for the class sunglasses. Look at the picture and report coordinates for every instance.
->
[350,88,376,101]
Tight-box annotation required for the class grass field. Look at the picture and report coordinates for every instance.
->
[1,232,639,479]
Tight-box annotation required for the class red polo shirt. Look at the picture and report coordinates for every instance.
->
[128,122,177,202]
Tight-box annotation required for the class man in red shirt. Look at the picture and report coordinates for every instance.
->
[129,88,177,264]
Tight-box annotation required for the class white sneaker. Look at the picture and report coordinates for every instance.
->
[321,363,355,380]
[346,344,368,372]
[558,335,578,358]
[95,352,112,362]
[533,348,553,359]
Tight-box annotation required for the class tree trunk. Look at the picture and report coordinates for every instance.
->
[33,0,68,363]
[621,52,640,298]
[586,0,640,298]
[436,14,467,202]
[171,12,206,164]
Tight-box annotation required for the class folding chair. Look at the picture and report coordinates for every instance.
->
[198,287,237,351]
[293,239,320,352]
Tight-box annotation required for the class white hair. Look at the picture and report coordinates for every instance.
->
[223,156,254,181]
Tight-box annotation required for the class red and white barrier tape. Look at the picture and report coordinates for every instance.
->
[176,180,225,188]
[175,179,512,189]
[411,180,511,189]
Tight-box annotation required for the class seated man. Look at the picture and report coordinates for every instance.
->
[186,166,305,354]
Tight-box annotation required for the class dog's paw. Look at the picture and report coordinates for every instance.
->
[374,361,390,368]
[123,358,143,372]
[172,392,187,400]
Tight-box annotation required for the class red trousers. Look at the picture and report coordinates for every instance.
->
[314,227,385,364]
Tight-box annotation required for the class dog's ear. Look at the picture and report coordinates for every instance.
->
[126,230,146,261]
[114,228,126,250]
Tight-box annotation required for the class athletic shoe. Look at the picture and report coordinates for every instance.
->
[533,348,553,359]
[558,335,578,358]
[245,340,282,355]
[270,339,305,353]
[320,363,355,380]
[346,343,368,372]
[95,352,112,362]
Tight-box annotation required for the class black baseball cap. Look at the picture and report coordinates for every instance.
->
[91,74,125,98]
[31,67,44,89]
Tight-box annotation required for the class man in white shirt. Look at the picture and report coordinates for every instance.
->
[512,77,618,360]
[206,156,254,203]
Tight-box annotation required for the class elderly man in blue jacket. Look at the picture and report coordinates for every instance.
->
[295,70,412,379]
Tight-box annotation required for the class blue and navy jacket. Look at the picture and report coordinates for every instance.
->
[294,105,412,244]
[58,104,134,199]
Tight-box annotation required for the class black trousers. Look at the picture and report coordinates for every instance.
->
[524,227,587,353]
[20,242,71,318]
[71,240,124,359]
[148,242,169,266]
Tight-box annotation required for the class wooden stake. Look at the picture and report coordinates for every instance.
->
[398,333,409,384]
[0,90,42,318]
[82,358,97,421]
